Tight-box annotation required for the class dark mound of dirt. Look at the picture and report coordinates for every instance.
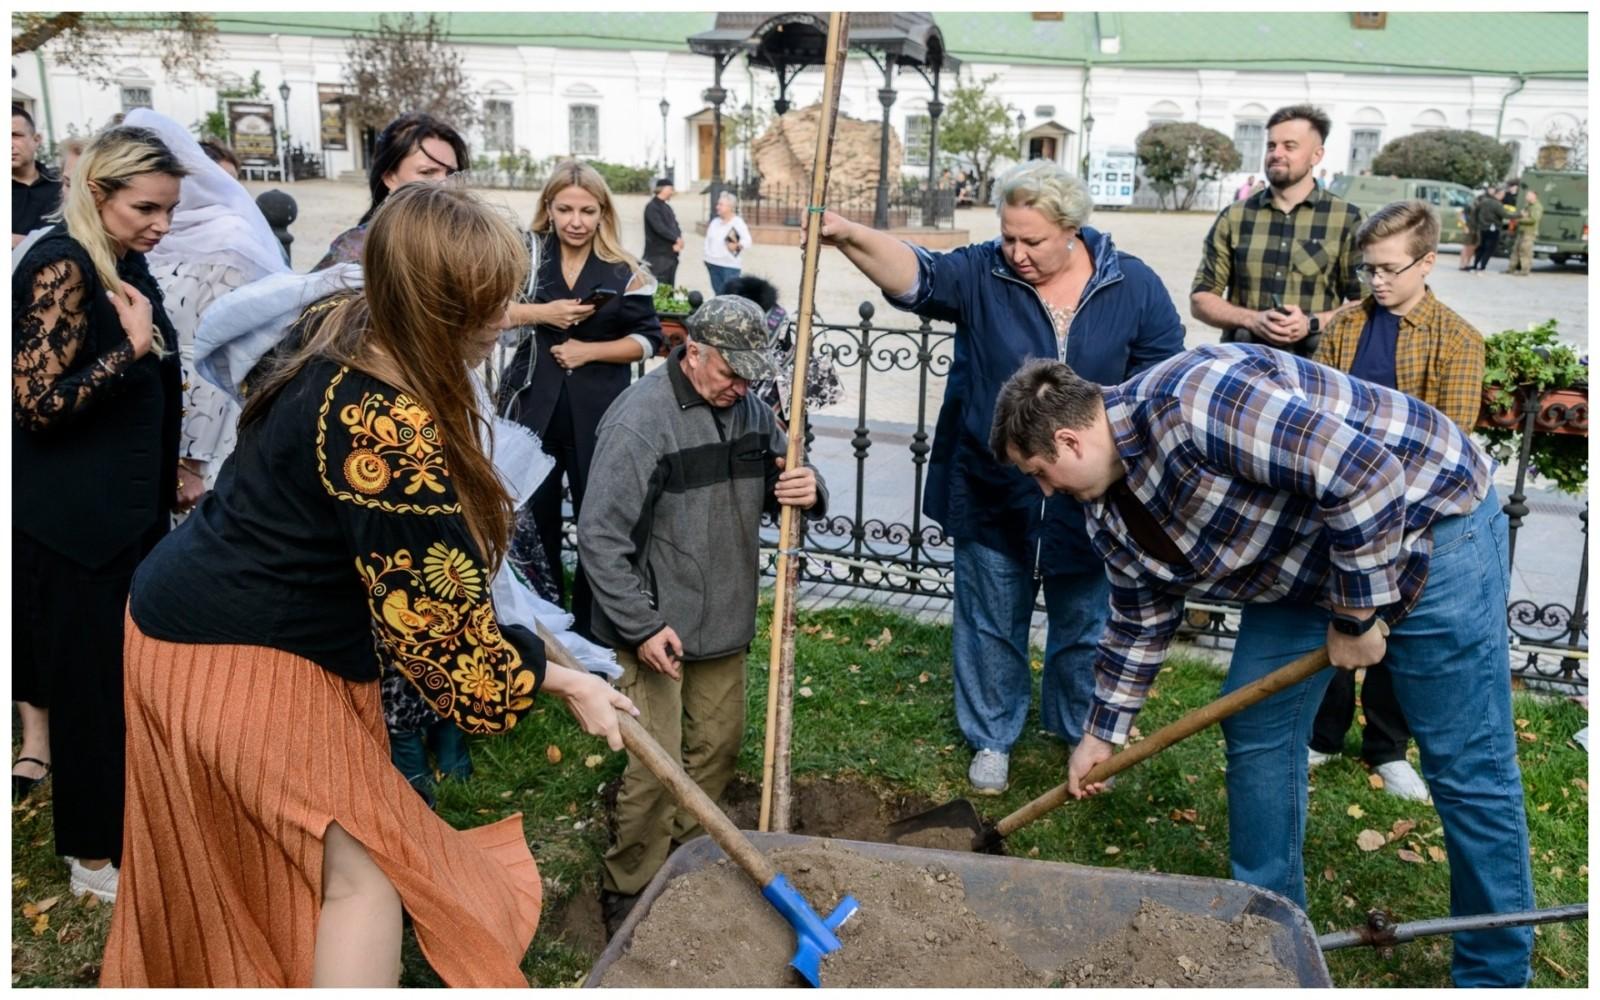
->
[720,775,944,844]
[596,841,1048,988]
[1060,899,1298,988]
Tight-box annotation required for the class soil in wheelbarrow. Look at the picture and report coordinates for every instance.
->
[595,842,1298,988]
[1061,899,1297,988]
[596,840,1048,988]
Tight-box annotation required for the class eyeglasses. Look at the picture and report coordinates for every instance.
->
[1356,255,1427,284]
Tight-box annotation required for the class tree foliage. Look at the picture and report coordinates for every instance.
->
[11,12,219,86]
[1369,129,1514,187]
[937,72,1018,204]
[343,14,480,133]
[1134,121,1242,211]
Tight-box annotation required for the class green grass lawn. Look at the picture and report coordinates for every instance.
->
[10,601,1589,987]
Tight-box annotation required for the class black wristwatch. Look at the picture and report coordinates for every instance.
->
[1330,611,1383,637]
[1307,313,1322,336]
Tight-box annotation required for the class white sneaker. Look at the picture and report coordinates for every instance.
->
[1307,748,1336,768]
[967,749,1009,795]
[1375,760,1432,803]
[68,858,118,903]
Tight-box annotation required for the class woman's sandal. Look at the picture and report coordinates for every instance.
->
[12,757,50,804]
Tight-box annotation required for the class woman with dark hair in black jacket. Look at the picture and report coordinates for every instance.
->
[312,112,469,270]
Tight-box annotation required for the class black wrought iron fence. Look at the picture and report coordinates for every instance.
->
[531,303,1587,690]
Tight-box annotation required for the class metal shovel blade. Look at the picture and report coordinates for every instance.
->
[884,797,994,852]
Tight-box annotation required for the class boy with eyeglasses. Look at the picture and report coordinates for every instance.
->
[1308,199,1485,801]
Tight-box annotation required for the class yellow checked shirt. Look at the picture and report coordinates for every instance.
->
[1193,185,1364,355]
[1313,289,1486,432]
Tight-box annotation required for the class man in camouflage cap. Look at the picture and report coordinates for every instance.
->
[578,294,827,933]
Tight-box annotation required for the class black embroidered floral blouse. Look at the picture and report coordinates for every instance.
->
[130,357,545,734]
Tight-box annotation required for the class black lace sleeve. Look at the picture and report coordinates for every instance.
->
[12,258,136,433]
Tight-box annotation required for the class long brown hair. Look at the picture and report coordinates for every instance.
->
[532,159,644,279]
[243,183,527,567]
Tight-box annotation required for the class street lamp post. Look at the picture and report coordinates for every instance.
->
[1081,112,1096,179]
[659,97,671,181]
[1017,111,1027,160]
[277,80,291,183]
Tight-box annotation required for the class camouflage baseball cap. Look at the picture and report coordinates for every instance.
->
[685,294,781,381]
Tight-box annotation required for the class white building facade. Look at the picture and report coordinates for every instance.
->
[12,12,1586,203]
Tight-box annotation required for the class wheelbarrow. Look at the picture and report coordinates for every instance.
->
[586,831,1334,987]
[888,646,1334,851]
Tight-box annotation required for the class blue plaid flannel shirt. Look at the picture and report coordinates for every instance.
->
[1084,344,1493,744]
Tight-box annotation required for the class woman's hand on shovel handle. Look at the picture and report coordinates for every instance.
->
[542,663,639,752]
[1067,734,1117,799]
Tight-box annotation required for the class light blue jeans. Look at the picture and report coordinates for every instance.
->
[1219,490,1532,987]
[951,539,1110,752]
[705,262,740,295]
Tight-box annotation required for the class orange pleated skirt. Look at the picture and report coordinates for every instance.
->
[100,615,542,986]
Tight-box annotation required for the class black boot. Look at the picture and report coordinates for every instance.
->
[601,889,641,939]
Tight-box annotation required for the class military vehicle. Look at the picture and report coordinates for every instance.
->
[1326,175,1476,244]
[1515,169,1587,267]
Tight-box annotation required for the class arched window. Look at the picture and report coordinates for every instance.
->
[1411,108,1449,131]
[1147,100,1183,126]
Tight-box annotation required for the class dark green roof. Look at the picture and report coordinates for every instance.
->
[200,11,1585,78]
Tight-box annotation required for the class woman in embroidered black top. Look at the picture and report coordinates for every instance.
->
[498,160,664,639]
[108,184,636,987]
[11,125,186,903]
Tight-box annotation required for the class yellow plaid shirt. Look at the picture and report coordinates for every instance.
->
[1313,289,1485,431]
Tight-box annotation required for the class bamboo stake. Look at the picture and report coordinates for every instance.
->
[758,11,851,833]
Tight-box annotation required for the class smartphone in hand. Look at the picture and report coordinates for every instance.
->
[581,288,619,308]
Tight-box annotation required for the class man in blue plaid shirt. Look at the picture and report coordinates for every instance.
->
[990,344,1533,987]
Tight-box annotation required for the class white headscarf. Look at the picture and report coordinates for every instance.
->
[123,108,289,284]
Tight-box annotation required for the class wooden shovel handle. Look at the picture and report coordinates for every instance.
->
[532,622,777,886]
[618,713,778,886]
[994,646,1332,838]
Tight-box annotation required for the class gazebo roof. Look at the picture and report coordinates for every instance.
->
[688,11,958,73]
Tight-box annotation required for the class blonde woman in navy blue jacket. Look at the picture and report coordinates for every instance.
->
[819,159,1184,795]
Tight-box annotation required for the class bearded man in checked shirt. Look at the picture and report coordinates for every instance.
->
[990,345,1533,988]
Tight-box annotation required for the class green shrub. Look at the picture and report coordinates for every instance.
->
[1474,319,1588,494]
[584,159,654,194]
[1135,121,1241,211]
[1369,129,1515,187]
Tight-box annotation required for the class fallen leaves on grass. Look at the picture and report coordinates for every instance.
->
[864,627,893,651]
[1356,829,1386,852]
[1427,845,1447,863]
[1322,866,1337,882]
[917,672,931,684]
[1346,804,1365,818]
[1104,845,1122,856]
[1368,773,1385,790]
[31,914,48,936]
[1396,849,1426,864]
[847,663,861,673]
[798,686,814,698]
[584,754,604,769]
[1388,819,1417,841]
[546,745,563,765]
[20,896,59,919]
[1168,808,1198,824]
[1518,731,1538,743]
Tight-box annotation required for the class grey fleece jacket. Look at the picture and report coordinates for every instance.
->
[577,347,828,659]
